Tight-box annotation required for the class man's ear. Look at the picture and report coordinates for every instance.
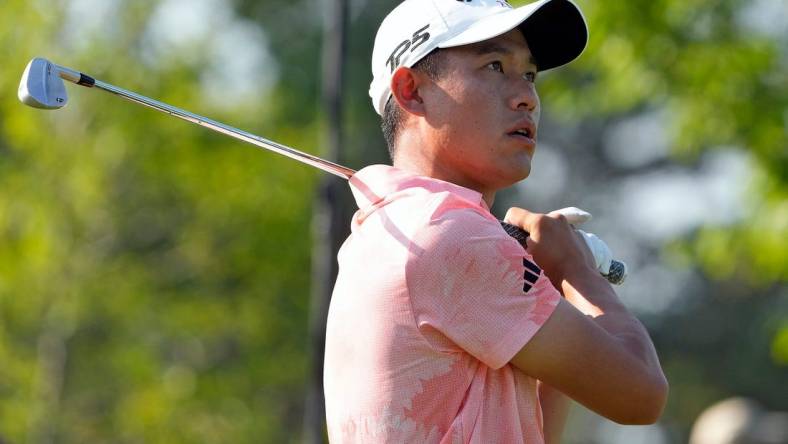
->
[390,67,427,117]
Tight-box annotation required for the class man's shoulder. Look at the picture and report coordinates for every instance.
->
[393,187,495,232]
[350,164,490,228]
[405,196,516,260]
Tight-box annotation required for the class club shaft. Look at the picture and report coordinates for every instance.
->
[53,64,626,285]
[61,69,355,179]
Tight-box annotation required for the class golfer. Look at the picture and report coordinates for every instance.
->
[324,0,668,442]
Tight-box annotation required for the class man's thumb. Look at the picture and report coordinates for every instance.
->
[504,207,538,231]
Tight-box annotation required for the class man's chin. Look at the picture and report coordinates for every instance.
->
[513,158,532,179]
[520,162,532,179]
[494,163,531,189]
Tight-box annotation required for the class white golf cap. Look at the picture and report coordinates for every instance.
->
[369,0,588,115]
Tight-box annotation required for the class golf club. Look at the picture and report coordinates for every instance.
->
[18,57,627,285]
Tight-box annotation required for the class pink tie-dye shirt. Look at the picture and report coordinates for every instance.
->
[324,165,561,443]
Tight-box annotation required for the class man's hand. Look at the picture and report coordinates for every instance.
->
[504,207,598,288]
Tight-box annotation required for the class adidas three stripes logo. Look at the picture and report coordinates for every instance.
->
[522,259,541,293]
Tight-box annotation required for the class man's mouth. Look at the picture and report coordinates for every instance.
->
[507,120,537,142]
[509,128,532,138]
[507,126,536,144]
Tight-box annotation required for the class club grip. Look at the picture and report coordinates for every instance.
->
[499,221,626,285]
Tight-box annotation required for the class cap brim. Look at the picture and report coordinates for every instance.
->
[440,0,587,71]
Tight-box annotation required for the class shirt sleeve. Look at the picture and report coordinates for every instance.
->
[405,207,561,369]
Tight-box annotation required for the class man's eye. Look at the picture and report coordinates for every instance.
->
[487,61,504,73]
[524,71,537,82]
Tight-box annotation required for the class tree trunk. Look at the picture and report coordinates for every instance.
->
[304,0,349,442]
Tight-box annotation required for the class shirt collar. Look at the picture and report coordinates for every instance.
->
[348,164,487,210]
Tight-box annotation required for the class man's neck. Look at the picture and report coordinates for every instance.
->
[392,150,497,208]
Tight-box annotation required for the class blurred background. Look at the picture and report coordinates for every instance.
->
[0,0,785,442]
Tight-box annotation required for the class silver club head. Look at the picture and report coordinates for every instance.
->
[19,57,68,109]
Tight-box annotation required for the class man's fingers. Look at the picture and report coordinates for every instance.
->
[508,207,592,228]
[504,207,566,238]
[503,207,566,232]
[504,206,532,226]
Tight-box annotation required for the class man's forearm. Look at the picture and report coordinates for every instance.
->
[561,268,664,376]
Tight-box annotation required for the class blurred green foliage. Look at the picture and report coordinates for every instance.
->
[0,0,785,443]
[528,0,787,284]
[1,1,318,442]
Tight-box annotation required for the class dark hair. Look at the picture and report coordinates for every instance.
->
[381,49,446,160]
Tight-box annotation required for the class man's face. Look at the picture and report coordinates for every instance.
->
[419,29,541,195]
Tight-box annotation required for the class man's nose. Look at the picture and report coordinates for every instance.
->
[509,80,539,113]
